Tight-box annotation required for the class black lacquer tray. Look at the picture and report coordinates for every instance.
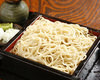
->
[0,12,100,80]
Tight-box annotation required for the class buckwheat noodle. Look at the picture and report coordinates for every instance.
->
[11,16,97,75]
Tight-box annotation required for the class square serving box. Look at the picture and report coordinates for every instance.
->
[0,12,100,80]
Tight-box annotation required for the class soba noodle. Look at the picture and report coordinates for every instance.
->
[11,16,97,75]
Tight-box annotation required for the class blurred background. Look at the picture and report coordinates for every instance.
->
[0,0,100,30]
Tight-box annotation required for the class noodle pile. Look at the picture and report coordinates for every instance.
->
[11,16,97,75]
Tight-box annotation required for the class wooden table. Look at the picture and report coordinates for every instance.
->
[0,0,100,30]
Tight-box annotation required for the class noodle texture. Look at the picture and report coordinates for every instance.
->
[11,16,97,75]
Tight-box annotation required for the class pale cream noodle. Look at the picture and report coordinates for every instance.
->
[11,16,97,75]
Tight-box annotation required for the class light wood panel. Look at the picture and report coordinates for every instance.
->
[0,0,100,30]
